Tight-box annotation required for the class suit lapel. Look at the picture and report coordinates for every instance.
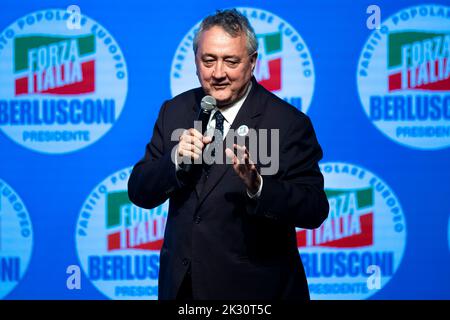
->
[196,78,265,209]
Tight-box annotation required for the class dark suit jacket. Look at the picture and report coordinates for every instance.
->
[128,78,329,300]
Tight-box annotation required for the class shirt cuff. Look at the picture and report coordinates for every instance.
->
[174,146,182,172]
[247,175,263,199]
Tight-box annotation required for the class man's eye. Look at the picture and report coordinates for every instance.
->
[225,60,239,66]
[203,60,215,66]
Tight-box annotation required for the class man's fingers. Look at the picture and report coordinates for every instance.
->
[225,148,239,165]
[181,129,213,150]
[178,149,200,161]
[225,148,236,163]
[243,153,250,165]
[192,136,205,150]
[180,141,202,155]
[180,135,205,151]
[202,136,213,144]
[233,144,243,161]
[187,128,204,140]
[233,144,253,165]
[190,143,203,155]
[177,128,215,165]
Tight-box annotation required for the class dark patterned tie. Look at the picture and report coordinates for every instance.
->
[203,111,225,179]
[210,110,224,157]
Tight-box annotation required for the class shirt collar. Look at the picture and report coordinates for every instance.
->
[211,82,252,124]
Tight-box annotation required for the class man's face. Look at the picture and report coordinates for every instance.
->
[195,26,257,107]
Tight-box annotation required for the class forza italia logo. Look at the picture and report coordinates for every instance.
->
[0,9,128,154]
[75,167,167,300]
[0,179,33,299]
[357,4,450,150]
[297,162,407,300]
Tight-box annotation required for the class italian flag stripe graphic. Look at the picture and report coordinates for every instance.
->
[257,32,282,91]
[13,34,96,95]
[388,31,450,91]
[106,192,165,251]
[297,188,374,248]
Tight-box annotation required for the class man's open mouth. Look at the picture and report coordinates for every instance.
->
[213,84,229,89]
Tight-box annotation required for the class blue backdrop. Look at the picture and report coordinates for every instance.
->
[0,0,449,300]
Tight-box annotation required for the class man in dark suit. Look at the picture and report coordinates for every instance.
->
[128,9,329,300]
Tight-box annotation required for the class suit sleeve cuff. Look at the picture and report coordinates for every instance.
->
[247,175,263,199]
[174,146,182,172]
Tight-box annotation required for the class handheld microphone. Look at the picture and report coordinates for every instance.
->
[181,95,216,174]
[199,95,216,134]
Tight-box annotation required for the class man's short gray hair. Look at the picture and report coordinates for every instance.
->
[193,9,258,55]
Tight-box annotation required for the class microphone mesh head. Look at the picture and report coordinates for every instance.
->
[200,95,216,111]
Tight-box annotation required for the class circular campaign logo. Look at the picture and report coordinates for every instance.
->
[0,9,128,154]
[296,162,407,299]
[357,4,450,150]
[0,179,33,299]
[76,167,168,300]
[171,7,315,113]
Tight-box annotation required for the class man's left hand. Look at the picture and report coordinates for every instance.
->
[225,144,261,195]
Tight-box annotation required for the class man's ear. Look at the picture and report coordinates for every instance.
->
[251,52,258,72]
[194,55,199,76]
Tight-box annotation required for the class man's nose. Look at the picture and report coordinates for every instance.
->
[212,61,226,79]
